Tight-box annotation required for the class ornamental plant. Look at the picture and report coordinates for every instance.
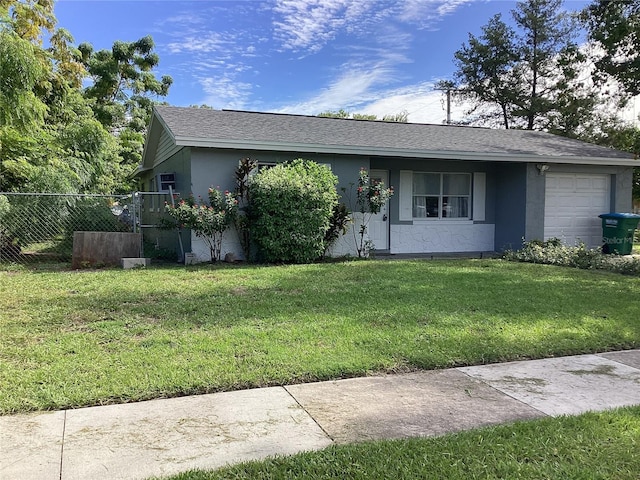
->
[323,202,352,256]
[165,187,238,262]
[503,238,640,276]
[249,159,338,263]
[345,168,394,257]
[233,157,258,261]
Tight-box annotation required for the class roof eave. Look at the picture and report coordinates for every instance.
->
[174,136,638,167]
[132,165,153,178]
[140,108,178,170]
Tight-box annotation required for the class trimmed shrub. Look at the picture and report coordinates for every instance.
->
[249,159,338,263]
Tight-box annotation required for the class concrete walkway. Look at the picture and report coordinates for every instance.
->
[2,350,640,480]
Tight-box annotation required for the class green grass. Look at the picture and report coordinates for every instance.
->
[157,406,640,480]
[1,259,639,414]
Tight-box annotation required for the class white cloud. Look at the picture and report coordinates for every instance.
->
[623,96,640,125]
[158,1,476,114]
[436,0,475,18]
[343,82,463,124]
[399,0,475,27]
[158,8,261,108]
[357,83,449,123]
[159,12,205,28]
[167,32,235,54]
[274,67,390,114]
[270,77,474,124]
[272,0,366,53]
[199,75,253,110]
[272,0,471,54]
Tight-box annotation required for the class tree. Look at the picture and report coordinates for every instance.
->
[0,30,48,131]
[584,0,640,98]
[449,0,596,134]
[48,27,86,89]
[347,168,394,258]
[79,36,173,191]
[538,45,603,139]
[0,0,56,44]
[580,1,640,198]
[318,110,409,122]
[233,157,258,261]
[382,111,409,123]
[587,122,640,202]
[451,14,521,128]
[0,1,117,193]
[511,0,577,129]
[318,109,351,119]
[80,36,173,131]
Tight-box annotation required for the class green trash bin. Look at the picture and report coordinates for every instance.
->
[598,213,640,255]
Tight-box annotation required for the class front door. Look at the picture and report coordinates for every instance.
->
[368,170,390,250]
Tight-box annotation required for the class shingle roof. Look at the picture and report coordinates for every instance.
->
[152,105,636,164]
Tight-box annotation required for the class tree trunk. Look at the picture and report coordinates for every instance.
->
[501,104,510,129]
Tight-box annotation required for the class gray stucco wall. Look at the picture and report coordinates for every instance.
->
[190,148,369,200]
[331,155,369,205]
[190,148,240,196]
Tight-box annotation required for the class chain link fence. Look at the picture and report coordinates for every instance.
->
[134,191,181,261]
[0,192,180,265]
[0,193,134,264]
[0,192,181,264]
[0,193,135,264]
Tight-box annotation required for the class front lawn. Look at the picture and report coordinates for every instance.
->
[1,259,639,414]
[158,406,640,480]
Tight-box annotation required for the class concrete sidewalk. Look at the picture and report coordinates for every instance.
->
[2,350,640,480]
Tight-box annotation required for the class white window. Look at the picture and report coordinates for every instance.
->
[412,173,471,219]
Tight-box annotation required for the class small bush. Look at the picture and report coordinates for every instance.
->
[323,203,351,256]
[249,159,338,263]
[165,188,238,262]
[503,238,640,276]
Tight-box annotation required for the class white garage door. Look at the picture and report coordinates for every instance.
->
[544,173,610,248]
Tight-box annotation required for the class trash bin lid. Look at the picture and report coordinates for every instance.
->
[598,213,640,219]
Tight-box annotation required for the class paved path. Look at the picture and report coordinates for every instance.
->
[2,350,640,480]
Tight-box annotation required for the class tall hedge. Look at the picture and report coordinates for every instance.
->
[249,159,338,263]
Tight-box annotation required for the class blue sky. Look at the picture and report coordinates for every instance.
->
[55,0,592,124]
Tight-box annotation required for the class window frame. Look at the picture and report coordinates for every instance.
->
[412,172,472,220]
